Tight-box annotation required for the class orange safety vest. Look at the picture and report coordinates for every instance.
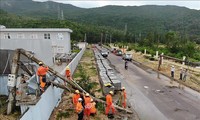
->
[84,102,92,116]
[90,102,97,114]
[76,102,83,113]
[84,96,91,105]
[37,66,49,76]
[105,94,115,115]
[65,69,71,77]
[73,94,80,106]
[37,66,49,88]
[106,94,112,106]
[122,90,127,108]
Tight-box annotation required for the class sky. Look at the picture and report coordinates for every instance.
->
[34,0,200,10]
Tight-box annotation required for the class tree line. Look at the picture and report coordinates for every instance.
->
[0,9,200,61]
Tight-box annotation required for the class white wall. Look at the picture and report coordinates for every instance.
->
[0,29,72,66]
[51,32,71,54]
[0,38,53,66]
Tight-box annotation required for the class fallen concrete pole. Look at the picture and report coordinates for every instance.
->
[18,48,133,114]
[48,80,71,92]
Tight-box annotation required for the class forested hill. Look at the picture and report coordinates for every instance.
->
[0,0,200,42]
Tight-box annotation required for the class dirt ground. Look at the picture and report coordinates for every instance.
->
[49,47,111,120]
[0,95,19,120]
[49,46,137,120]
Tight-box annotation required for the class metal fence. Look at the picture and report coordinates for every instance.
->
[20,44,86,120]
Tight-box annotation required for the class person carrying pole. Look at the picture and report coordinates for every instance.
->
[90,99,97,116]
[73,90,80,108]
[84,93,92,120]
[105,91,115,116]
[84,93,91,105]
[37,62,49,92]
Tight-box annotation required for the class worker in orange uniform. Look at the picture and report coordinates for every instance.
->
[73,90,80,108]
[65,66,72,80]
[90,99,97,116]
[120,87,127,108]
[84,93,91,105]
[76,98,84,120]
[84,93,92,120]
[37,62,49,92]
[105,91,115,116]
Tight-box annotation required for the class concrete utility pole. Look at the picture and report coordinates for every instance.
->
[101,33,103,46]
[7,50,20,114]
[110,34,112,44]
[57,4,60,20]
[61,10,64,20]
[84,33,87,42]
[125,23,127,35]
[105,34,107,44]
[123,23,127,53]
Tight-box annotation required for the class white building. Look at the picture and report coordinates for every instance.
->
[0,28,73,66]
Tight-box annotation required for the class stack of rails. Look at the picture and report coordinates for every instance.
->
[93,47,121,95]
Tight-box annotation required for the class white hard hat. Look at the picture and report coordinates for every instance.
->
[66,66,70,70]
[39,62,43,65]
[91,99,93,102]
[78,98,82,101]
[86,93,89,97]
[121,87,125,90]
[75,90,80,94]
[109,91,113,95]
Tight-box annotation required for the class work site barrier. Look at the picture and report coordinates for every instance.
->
[20,45,86,120]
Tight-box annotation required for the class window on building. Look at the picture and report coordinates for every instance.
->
[57,33,64,40]
[44,33,50,39]
[57,46,64,53]
[4,33,11,39]
[30,34,38,39]
[17,33,24,39]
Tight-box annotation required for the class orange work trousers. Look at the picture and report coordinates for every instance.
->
[105,105,115,115]
[39,76,46,88]
[122,101,126,108]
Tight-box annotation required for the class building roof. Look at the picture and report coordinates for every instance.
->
[0,28,73,33]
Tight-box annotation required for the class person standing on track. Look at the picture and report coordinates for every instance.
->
[73,90,80,108]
